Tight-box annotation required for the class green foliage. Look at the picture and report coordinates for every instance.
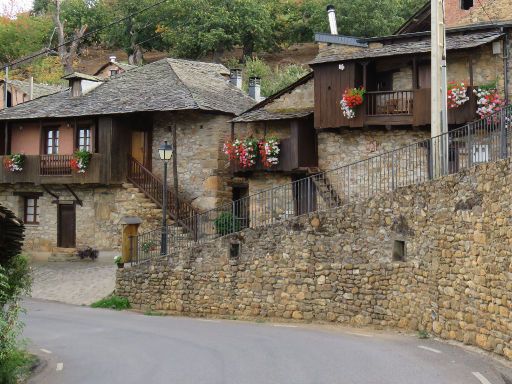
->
[0,14,53,63]
[214,212,240,236]
[417,330,430,339]
[91,296,131,310]
[0,255,32,384]
[0,348,33,384]
[240,57,310,97]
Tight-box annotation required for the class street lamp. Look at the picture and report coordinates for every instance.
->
[159,140,173,255]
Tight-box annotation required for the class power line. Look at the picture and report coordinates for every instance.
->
[475,0,499,27]
[2,0,169,69]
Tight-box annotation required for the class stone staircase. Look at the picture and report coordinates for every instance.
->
[49,247,79,262]
[311,173,343,208]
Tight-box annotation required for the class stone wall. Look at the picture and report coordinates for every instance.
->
[0,184,161,253]
[317,127,430,172]
[152,111,233,211]
[117,157,512,360]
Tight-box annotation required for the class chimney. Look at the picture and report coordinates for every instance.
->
[326,5,338,35]
[70,79,82,97]
[109,55,117,63]
[248,77,261,101]
[230,68,242,89]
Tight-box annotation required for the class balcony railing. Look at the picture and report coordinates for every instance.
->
[366,90,414,116]
[40,155,73,176]
[0,154,104,184]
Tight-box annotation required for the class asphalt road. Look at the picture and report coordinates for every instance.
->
[23,299,512,384]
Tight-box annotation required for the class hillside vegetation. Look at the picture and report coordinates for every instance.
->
[1,0,424,95]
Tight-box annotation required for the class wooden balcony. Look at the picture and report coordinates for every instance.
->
[0,154,105,184]
[363,88,477,127]
[231,131,318,174]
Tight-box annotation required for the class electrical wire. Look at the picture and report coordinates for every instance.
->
[1,0,169,69]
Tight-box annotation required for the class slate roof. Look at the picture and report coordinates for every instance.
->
[232,109,313,123]
[0,58,256,121]
[93,61,138,76]
[310,31,503,65]
[2,80,64,100]
[233,73,314,123]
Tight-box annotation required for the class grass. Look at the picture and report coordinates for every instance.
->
[91,296,131,310]
[0,349,38,384]
[144,310,166,316]
[417,330,430,339]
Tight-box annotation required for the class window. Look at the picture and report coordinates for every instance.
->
[472,145,489,164]
[78,127,91,151]
[24,196,39,224]
[392,240,406,261]
[460,0,473,10]
[45,128,59,154]
[230,242,241,258]
[110,69,118,76]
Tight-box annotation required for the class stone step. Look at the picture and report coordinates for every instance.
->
[48,252,81,262]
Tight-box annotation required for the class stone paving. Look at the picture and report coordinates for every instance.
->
[30,256,116,306]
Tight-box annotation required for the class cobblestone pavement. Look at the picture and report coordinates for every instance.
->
[30,258,116,306]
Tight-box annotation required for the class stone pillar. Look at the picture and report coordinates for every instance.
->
[118,216,142,263]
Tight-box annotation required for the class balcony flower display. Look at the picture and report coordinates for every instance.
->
[70,149,92,173]
[473,87,505,118]
[259,137,280,168]
[3,153,25,172]
[447,81,469,109]
[340,87,366,119]
[224,137,280,168]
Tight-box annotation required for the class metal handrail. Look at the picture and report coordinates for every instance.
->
[131,105,512,264]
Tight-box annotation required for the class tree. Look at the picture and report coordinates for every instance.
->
[101,0,164,65]
[0,14,53,63]
[32,0,52,15]
[52,0,88,74]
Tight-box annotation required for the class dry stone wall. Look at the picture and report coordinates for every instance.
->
[117,157,512,360]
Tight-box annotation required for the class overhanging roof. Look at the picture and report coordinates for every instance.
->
[310,31,503,65]
[0,58,256,121]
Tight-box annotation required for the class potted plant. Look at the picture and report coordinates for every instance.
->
[340,87,366,119]
[114,255,124,269]
[3,153,25,172]
[447,81,469,109]
[70,149,92,174]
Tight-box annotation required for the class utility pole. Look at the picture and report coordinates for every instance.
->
[431,0,449,176]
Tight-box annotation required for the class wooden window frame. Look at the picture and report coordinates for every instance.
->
[77,125,92,152]
[24,196,39,225]
[44,126,59,155]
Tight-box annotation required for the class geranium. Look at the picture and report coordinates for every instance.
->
[223,138,241,161]
[70,149,92,173]
[259,137,280,167]
[447,81,469,109]
[340,87,365,119]
[238,138,259,168]
[473,87,505,118]
[3,153,25,172]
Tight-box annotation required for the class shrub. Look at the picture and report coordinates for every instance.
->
[77,247,98,260]
[213,212,241,236]
[0,255,32,384]
[91,296,131,310]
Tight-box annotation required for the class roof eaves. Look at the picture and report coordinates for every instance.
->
[234,72,314,119]
[165,58,201,111]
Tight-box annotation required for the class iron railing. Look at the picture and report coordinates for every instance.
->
[130,105,512,265]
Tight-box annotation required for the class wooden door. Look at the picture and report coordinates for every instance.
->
[57,204,76,248]
[131,131,146,164]
[418,64,431,89]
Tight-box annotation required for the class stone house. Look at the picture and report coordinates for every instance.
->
[93,56,137,79]
[0,79,63,109]
[230,0,511,215]
[0,58,254,258]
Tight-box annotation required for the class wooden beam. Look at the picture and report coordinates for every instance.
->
[412,57,418,89]
[64,184,83,206]
[468,53,474,87]
[41,185,59,202]
[13,191,44,197]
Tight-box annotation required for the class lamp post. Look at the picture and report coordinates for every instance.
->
[158,140,173,255]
